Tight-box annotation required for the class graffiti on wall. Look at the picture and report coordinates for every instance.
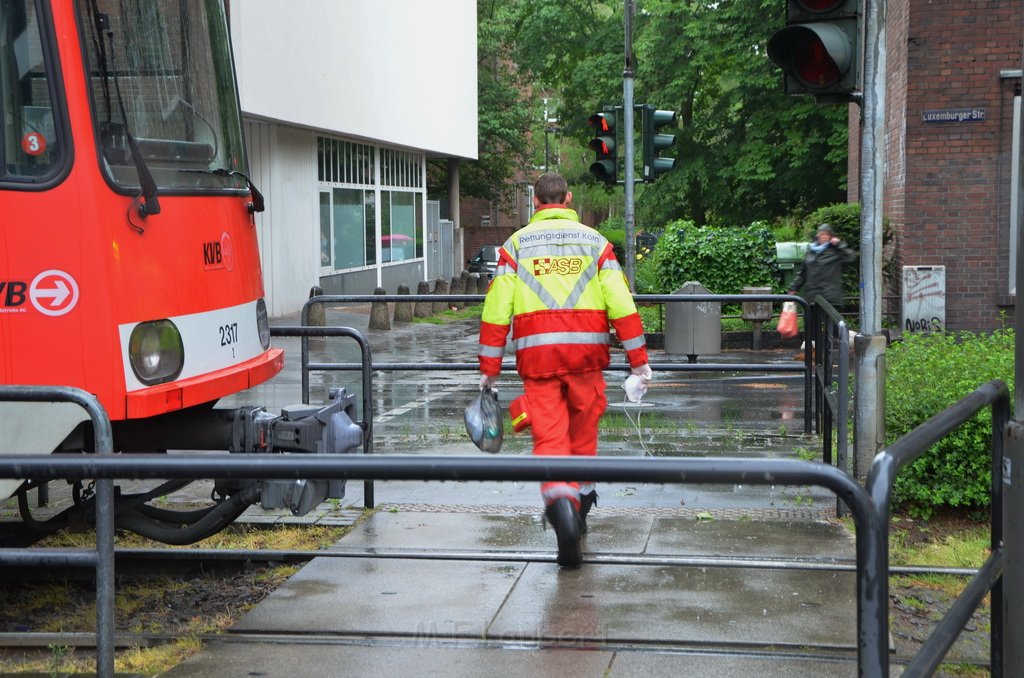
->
[902,266,945,333]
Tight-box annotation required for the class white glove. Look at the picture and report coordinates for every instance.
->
[480,373,498,391]
[623,363,652,403]
[631,364,653,381]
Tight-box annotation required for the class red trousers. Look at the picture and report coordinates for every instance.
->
[522,370,607,507]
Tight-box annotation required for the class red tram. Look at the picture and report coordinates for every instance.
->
[0,0,360,544]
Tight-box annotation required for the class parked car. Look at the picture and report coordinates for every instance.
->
[467,245,500,278]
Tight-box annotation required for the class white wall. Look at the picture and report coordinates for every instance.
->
[230,1,478,160]
[244,121,318,317]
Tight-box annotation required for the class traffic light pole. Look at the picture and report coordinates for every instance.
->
[622,0,637,287]
[854,0,887,484]
[1007,3,1024,674]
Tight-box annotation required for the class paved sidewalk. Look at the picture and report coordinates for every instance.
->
[162,306,892,677]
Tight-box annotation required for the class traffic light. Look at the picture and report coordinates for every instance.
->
[767,0,861,102]
[587,110,617,185]
[640,105,676,184]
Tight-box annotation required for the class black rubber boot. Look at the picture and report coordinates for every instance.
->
[578,490,598,534]
[544,498,582,568]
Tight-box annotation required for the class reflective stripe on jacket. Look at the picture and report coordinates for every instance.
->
[478,206,648,379]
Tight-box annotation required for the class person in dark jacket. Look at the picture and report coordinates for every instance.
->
[788,223,857,307]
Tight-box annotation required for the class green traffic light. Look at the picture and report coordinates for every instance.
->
[640,105,677,184]
[590,159,616,184]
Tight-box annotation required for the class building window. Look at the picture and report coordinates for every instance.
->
[318,137,373,185]
[319,188,375,271]
[317,136,424,272]
[380,148,423,189]
[379,147,423,263]
[381,190,422,262]
[318,137,375,271]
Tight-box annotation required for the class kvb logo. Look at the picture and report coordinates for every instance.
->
[0,280,27,313]
[203,232,235,271]
[1,270,79,316]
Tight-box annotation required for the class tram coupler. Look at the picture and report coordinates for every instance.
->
[228,387,363,515]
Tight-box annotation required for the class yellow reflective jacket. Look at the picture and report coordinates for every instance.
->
[478,206,648,379]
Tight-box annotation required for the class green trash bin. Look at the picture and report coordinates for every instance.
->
[775,241,809,290]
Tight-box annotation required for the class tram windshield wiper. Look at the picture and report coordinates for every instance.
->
[180,168,265,214]
[86,2,160,217]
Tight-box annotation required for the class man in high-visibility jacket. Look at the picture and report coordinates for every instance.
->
[478,172,651,568]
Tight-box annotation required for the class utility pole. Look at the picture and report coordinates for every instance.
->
[1006,3,1024,673]
[854,0,888,481]
[623,0,636,287]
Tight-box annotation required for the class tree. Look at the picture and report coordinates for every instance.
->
[632,0,847,228]
[492,0,848,229]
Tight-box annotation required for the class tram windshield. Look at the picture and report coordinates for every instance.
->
[0,0,63,183]
[77,0,247,192]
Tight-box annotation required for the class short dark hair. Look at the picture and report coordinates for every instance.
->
[534,172,568,205]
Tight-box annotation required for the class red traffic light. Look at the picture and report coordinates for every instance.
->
[588,138,612,155]
[587,110,617,185]
[768,22,853,92]
[588,113,612,134]
[772,0,860,99]
[792,30,843,87]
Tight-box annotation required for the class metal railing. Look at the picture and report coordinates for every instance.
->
[300,293,814,433]
[0,386,116,678]
[806,296,854,520]
[0,371,1012,676]
[0,452,885,675]
[293,293,814,508]
[808,296,852,473]
[269,325,376,508]
[866,379,1009,677]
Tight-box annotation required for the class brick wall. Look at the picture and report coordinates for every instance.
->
[459,196,523,270]
[876,0,1020,331]
[882,0,909,322]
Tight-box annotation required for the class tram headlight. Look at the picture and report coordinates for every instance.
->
[128,320,184,385]
[256,298,271,350]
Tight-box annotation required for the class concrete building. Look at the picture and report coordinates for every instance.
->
[227,1,477,317]
[849,0,1021,332]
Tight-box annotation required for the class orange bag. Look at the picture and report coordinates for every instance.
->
[777,301,799,338]
[509,394,530,433]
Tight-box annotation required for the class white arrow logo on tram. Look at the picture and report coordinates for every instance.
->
[34,280,70,307]
[29,270,79,317]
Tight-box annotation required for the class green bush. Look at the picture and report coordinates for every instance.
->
[596,216,626,263]
[801,202,861,244]
[644,220,779,295]
[634,238,662,294]
[886,328,1014,516]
